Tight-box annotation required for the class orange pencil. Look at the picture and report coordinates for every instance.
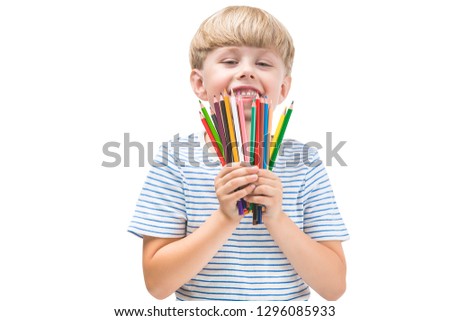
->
[223,89,239,162]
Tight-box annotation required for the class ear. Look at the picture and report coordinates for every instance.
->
[190,69,208,101]
[277,75,292,105]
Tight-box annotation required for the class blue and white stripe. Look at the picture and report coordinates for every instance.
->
[128,132,349,301]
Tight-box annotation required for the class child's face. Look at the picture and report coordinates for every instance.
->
[191,46,291,119]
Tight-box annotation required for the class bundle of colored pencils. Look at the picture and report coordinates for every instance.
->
[199,89,294,225]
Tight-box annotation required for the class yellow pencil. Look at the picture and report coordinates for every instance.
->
[223,89,239,162]
[267,101,274,167]
[270,106,286,159]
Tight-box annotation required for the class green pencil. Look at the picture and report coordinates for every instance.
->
[249,99,256,165]
[199,100,223,156]
[269,101,294,170]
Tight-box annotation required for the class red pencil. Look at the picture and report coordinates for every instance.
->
[199,111,226,166]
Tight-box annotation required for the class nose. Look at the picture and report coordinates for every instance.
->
[237,61,255,80]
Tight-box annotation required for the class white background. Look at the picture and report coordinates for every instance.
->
[1,0,449,320]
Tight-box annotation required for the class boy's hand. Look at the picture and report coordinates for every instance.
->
[214,163,258,221]
[244,169,284,222]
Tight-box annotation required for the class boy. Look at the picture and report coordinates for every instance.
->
[128,6,349,301]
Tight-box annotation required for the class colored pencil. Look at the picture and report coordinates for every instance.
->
[230,90,244,161]
[263,98,269,169]
[269,101,294,171]
[210,109,221,156]
[223,90,239,162]
[257,97,269,224]
[267,102,274,168]
[210,107,219,133]
[271,106,286,159]
[219,94,232,163]
[238,95,249,162]
[225,91,245,215]
[253,97,261,166]
[199,111,225,166]
[200,101,223,156]
[253,96,261,224]
[213,96,227,160]
[259,96,265,169]
[197,94,294,224]
[250,100,256,165]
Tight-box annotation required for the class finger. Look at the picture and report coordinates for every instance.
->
[256,169,279,180]
[229,183,256,201]
[252,185,278,197]
[216,162,242,178]
[217,163,258,179]
[219,166,259,185]
[243,195,269,206]
[220,174,258,195]
[254,176,281,188]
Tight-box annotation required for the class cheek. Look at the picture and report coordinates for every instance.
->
[206,74,232,93]
[267,77,287,99]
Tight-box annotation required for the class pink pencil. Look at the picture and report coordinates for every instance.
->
[237,95,249,162]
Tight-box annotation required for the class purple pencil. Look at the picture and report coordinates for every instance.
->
[214,95,229,163]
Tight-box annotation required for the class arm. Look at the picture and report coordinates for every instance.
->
[142,210,239,300]
[142,163,259,299]
[244,169,347,300]
[264,216,346,300]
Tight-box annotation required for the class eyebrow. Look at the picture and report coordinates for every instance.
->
[216,47,241,55]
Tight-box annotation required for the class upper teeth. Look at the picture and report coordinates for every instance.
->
[235,89,258,96]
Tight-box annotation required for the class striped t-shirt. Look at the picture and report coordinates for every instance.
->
[128,132,349,301]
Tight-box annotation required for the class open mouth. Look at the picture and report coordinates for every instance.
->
[230,87,263,99]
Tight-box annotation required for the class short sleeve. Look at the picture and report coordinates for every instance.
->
[301,148,349,241]
[128,143,187,238]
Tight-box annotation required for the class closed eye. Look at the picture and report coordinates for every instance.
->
[257,62,272,67]
[222,59,238,65]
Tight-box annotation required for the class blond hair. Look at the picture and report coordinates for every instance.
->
[189,6,295,76]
